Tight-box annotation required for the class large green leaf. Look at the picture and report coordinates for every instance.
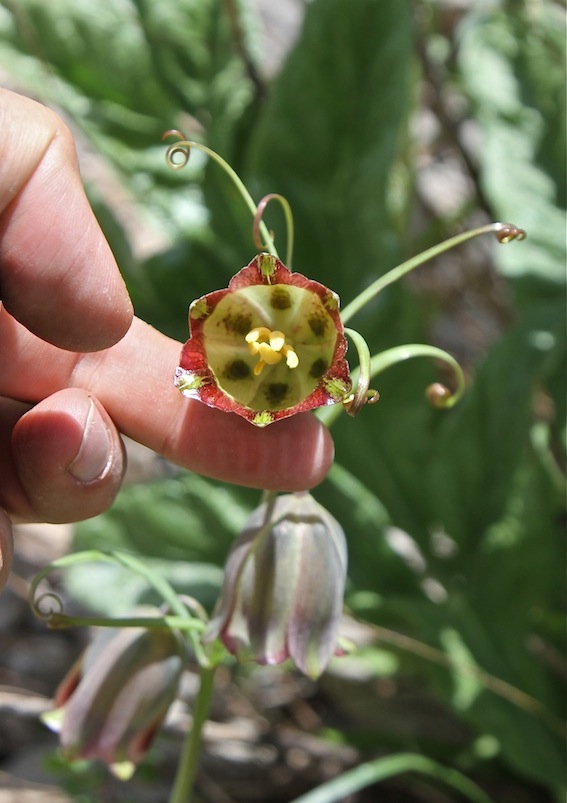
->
[0,0,249,145]
[205,0,413,307]
[0,0,254,310]
[427,308,563,544]
[457,1,566,291]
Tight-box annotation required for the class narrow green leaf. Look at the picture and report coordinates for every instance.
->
[291,752,494,803]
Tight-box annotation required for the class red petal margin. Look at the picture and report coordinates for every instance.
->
[177,254,352,426]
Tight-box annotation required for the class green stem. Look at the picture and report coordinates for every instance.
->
[340,222,525,325]
[169,665,217,803]
[30,549,209,664]
[164,133,278,259]
[111,551,209,665]
[343,327,373,416]
[254,193,295,266]
[30,550,190,621]
[45,614,206,632]
[260,489,279,506]
[111,551,190,620]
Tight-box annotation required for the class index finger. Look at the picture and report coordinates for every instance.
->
[0,314,334,491]
[0,89,132,351]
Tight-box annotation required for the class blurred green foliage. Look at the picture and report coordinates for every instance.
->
[1,0,564,799]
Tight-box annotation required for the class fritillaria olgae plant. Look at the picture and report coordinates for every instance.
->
[29,131,525,802]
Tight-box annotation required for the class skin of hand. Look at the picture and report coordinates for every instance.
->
[0,89,334,590]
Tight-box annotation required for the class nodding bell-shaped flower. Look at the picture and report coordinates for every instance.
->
[175,253,352,427]
[42,615,186,780]
[204,492,347,679]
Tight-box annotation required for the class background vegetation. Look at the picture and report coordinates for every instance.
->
[0,0,565,800]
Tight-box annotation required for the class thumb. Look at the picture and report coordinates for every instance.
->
[5,389,126,524]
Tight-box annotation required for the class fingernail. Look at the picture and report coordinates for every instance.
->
[68,399,112,483]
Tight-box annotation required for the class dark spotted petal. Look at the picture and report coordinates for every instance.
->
[175,254,351,426]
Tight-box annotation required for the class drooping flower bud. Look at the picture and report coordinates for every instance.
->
[204,493,347,679]
[42,613,186,780]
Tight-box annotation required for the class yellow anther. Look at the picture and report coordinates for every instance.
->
[245,327,300,376]
[282,344,299,369]
[269,331,286,351]
[257,342,284,365]
[245,327,271,345]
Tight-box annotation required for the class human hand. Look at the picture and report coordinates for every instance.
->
[0,89,334,588]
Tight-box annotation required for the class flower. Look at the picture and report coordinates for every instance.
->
[42,615,186,780]
[174,253,352,426]
[204,492,347,679]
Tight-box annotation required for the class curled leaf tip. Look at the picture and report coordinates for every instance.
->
[495,223,527,244]
[343,388,380,416]
[162,129,191,170]
[33,591,64,622]
[161,128,187,142]
[426,382,454,409]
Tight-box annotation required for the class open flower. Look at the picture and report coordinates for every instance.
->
[204,492,347,679]
[42,615,186,780]
[175,253,352,426]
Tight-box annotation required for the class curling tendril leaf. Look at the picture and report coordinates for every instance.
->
[162,131,278,258]
[342,328,376,417]
[495,224,527,244]
[253,193,295,267]
[341,221,527,325]
[33,592,64,621]
[162,129,191,169]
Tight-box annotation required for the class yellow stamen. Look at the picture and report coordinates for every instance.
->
[257,342,283,365]
[282,344,299,369]
[245,327,299,376]
[245,327,270,345]
[269,331,285,351]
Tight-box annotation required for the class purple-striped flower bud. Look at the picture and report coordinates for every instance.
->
[43,615,186,779]
[205,493,347,679]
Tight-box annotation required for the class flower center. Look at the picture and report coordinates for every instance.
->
[245,327,299,377]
